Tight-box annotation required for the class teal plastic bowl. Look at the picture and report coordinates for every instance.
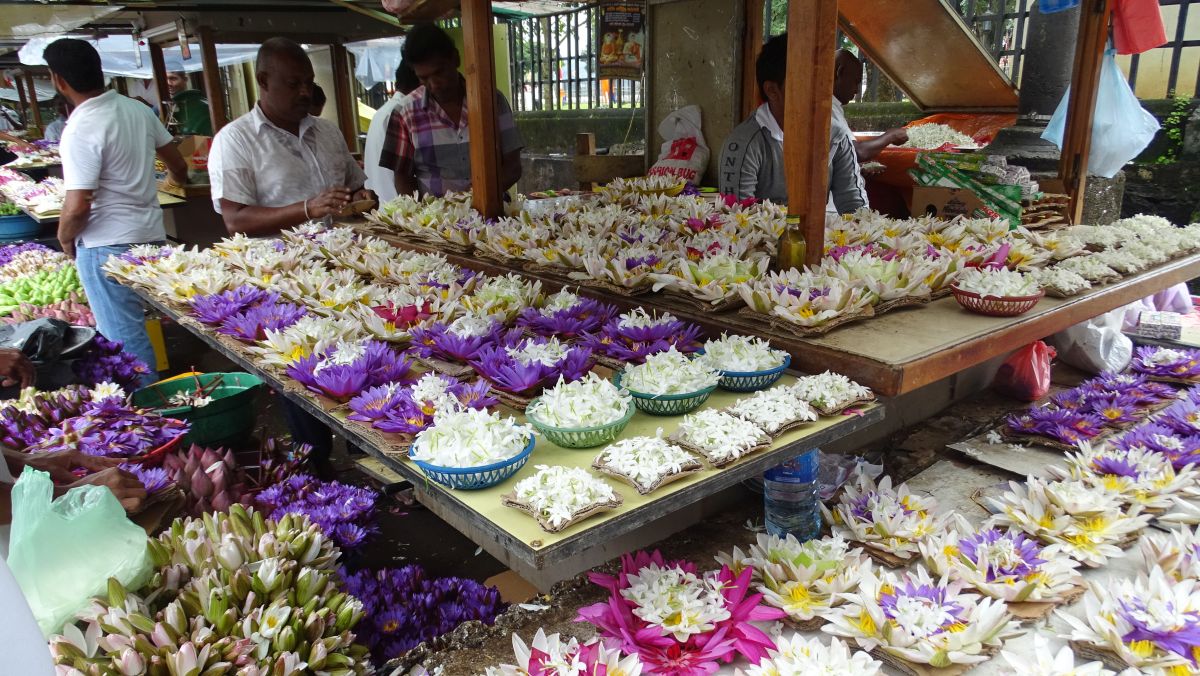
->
[0,213,40,242]
[526,397,635,448]
[612,371,716,416]
[410,435,535,490]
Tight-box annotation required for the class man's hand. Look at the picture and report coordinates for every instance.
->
[884,127,909,147]
[303,186,353,220]
[26,449,122,483]
[71,468,147,513]
[59,237,76,259]
[0,348,34,388]
[351,188,375,203]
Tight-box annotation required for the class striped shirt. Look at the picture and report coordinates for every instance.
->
[378,85,523,197]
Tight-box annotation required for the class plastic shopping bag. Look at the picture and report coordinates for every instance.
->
[993,341,1057,402]
[647,105,710,186]
[1042,49,1160,178]
[7,468,149,635]
[1114,0,1168,55]
[1050,308,1134,374]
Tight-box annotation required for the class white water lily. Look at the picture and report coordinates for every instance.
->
[698,334,788,373]
[411,408,533,468]
[717,534,873,624]
[737,271,873,329]
[482,628,643,676]
[821,565,1020,667]
[1160,496,1200,527]
[593,433,700,494]
[919,513,1082,604]
[823,473,945,560]
[90,382,127,402]
[727,386,818,435]
[1057,566,1200,673]
[985,477,1149,567]
[509,465,619,530]
[621,563,731,641]
[999,634,1115,676]
[1047,442,1198,511]
[791,371,873,413]
[673,409,771,466]
[528,373,631,428]
[622,347,719,395]
[736,635,882,676]
[1139,526,1200,582]
[463,273,542,321]
[649,253,769,304]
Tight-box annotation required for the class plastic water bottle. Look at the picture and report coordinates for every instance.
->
[763,448,821,541]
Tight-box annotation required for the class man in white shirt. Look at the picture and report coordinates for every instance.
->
[209,37,370,236]
[41,97,71,143]
[44,39,187,381]
[364,60,419,204]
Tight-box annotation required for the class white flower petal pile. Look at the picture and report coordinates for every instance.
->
[1035,267,1092,296]
[511,465,618,529]
[622,347,720,395]
[954,267,1040,298]
[727,386,818,434]
[593,434,698,493]
[528,373,631,428]
[901,123,977,149]
[674,409,770,465]
[411,408,533,468]
[699,334,788,373]
[791,371,873,412]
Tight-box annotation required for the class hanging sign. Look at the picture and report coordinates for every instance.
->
[597,0,645,80]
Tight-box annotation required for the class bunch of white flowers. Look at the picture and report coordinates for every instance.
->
[791,371,873,414]
[699,334,788,373]
[593,434,700,494]
[673,409,771,466]
[622,347,719,395]
[954,267,1040,298]
[411,408,533,468]
[727,386,818,435]
[528,373,631,428]
[508,465,620,531]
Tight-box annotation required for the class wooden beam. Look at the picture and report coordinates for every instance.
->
[149,42,171,121]
[198,26,229,132]
[14,75,28,128]
[1057,0,1112,224]
[326,0,401,27]
[741,0,766,120]
[783,0,838,266]
[461,0,503,218]
[330,44,358,152]
[576,132,596,191]
[23,71,42,133]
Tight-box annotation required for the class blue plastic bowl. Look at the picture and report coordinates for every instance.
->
[0,213,40,242]
[410,434,536,490]
[714,354,792,392]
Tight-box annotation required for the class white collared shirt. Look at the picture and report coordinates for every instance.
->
[363,91,409,203]
[754,103,784,144]
[209,104,366,213]
[60,90,173,247]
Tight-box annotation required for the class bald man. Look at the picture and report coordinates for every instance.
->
[208,37,369,236]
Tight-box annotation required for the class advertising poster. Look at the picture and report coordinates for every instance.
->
[597,1,645,80]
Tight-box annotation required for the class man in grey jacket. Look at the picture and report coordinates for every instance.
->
[718,34,867,214]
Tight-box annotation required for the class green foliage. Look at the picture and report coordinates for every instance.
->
[1154,93,1194,165]
[0,201,19,216]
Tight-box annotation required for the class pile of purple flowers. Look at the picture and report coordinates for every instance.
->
[339,565,505,661]
[471,335,592,396]
[120,464,171,494]
[191,285,308,343]
[580,312,703,364]
[348,375,496,435]
[1007,371,1179,445]
[410,318,517,364]
[1130,346,1200,380]
[25,398,189,458]
[0,385,90,449]
[958,528,1046,581]
[256,473,379,550]
[0,242,51,267]
[1114,422,1200,470]
[287,340,417,402]
[516,296,617,340]
[72,336,152,391]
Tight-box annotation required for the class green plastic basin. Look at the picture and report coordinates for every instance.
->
[132,372,264,448]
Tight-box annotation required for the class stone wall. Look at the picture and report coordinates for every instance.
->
[513,108,646,154]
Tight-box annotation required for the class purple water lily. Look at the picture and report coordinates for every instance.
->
[256,472,377,550]
[1118,599,1200,664]
[190,285,277,325]
[879,580,966,637]
[348,384,408,423]
[72,336,151,391]
[121,464,171,494]
[580,313,703,365]
[217,301,307,343]
[517,297,618,339]
[1131,346,1200,379]
[27,405,188,459]
[374,400,431,435]
[958,529,1046,582]
[1090,452,1143,478]
[470,338,593,396]
[1114,423,1200,470]
[1159,394,1200,436]
[1085,394,1144,427]
[409,319,508,363]
[1006,407,1106,443]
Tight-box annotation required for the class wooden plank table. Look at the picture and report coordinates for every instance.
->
[353,224,1200,398]
[127,285,883,589]
[18,191,187,225]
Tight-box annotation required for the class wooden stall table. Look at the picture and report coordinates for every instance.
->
[122,283,883,590]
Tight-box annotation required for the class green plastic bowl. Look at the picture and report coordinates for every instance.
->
[612,372,716,416]
[526,397,636,448]
[132,372,264,448]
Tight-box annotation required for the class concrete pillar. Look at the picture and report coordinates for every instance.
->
[1017,4,1081,119]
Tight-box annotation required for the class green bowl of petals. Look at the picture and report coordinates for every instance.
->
[612,372,717,416]
[526,397,636,448]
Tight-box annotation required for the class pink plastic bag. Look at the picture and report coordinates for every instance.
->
[993,341,1056,402]
[1114,0,1168,55]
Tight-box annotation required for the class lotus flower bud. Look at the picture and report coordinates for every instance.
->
[190,467,213,498]
[211,490,233,513]
[149,622,177,650]
[201,447,221,467]
[116,647,145,675]
[216,538,244,572]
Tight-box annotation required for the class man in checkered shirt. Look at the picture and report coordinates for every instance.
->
[378,23,523,197]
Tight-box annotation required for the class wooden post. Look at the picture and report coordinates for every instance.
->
[576,132,596,191]
[1057,0,1112,225]
[741,0,766,120]
[24,71,42,133]
[461,0,503,218]
[149,42,171,118]
[330,44,358,152]
[14,75,28,128]
[198,26,229,131]
[783,0,838,266]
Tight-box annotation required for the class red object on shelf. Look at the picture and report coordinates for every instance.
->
[1113,0,1168,55]
[950,285,1045,317]
[993,341,1056,402]
[128,433,186,467]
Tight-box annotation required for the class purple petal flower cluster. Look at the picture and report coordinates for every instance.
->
[255,473,378,550]
[216,301,307,343]
[26,402,188,458]
[0,242,51,268]
[1081,371,1178,406]
[580,314,703,365]
[1131,346,1200,379]
[339,565,505,661]
[347,377,497,435]
[1113,423,1200,470]
[72,336,151,391]
[470,337,593,396]
[0,386,90,450]
[115,246,173,267]
[189,285,278,325]
[958,529,1046,582]
[517,297,618,339]
[409,320,511,363]
[1118,598,1200,664]
[1005,406,1106,445]
[119,463,171,494]
[879,580,966,635]
[1159,388,1200,436]
[1009,370,1184,445]
[286,341,416,402]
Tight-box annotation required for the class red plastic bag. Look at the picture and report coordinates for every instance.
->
[1114,0,1167,55]
[993,341,1057,402]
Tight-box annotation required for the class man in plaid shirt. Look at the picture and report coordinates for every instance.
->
[379,23,523,197]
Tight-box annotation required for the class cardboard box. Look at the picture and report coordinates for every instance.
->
[909,186,997,221]
[1130,311,1184,340]
[176,135,213,172]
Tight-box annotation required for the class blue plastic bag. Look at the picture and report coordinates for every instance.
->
[7,468,149,635]
[1042,48,1160,178]
[1038,0,1081,12]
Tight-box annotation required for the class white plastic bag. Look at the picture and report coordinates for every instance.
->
[1042,48,1160,178]
[647,105,710,185]
[1153,283,1193,314]
[1049,307,1133,374]
[7,468,149,634]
